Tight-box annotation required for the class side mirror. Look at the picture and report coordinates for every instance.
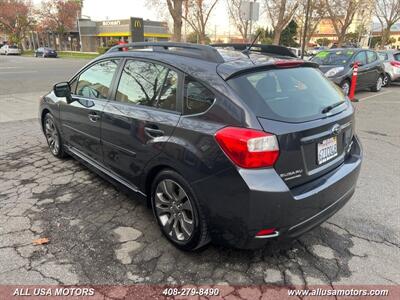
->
[53,82,72,103]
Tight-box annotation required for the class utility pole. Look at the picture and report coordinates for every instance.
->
[301,0,311,59]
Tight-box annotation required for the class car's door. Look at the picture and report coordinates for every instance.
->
[60,59,120,162]
[101,59,182,187]
[352,51,368,88]
[366,50,382,85]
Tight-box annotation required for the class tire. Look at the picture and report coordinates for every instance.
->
[150,169,210,251]
[340,79,351,96]
[382,73,391,87]
[43,113,67,158]
[371,75,383,92]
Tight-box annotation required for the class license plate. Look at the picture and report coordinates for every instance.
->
[317,136,338,165]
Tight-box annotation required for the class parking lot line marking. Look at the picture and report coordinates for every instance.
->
[0,71,38,74]
[359,91,392,101]
[0,67,18,69]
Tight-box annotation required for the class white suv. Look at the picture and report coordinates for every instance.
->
[0,45,21,55]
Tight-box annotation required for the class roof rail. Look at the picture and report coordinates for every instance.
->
[107,42,225,63]
[211,43,297,58]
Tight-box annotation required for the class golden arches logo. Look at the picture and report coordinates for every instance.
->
[133,20,142,28]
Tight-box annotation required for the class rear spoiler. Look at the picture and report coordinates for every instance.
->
[211,43,297,58]
[220,60,319,80]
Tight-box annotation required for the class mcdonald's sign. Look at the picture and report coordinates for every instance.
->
[130,17,144,42]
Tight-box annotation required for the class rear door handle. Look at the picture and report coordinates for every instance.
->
[88,112,100,122]
[144,126,164,138]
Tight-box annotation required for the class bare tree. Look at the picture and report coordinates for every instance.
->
[226,0,250,41]
[324,0,361,47]
[296,0,326,48]
[374,0,400,49]
[264,0,299,45]
[183,0,219,44]
[166,0,185,41]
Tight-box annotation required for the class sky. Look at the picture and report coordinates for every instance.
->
[32,0,269,37]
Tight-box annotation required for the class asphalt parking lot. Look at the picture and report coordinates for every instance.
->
[0,55,399,286]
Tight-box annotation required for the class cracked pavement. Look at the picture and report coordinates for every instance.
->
[0,56,399,287]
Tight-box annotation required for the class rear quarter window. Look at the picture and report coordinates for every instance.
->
[228,67,347,123]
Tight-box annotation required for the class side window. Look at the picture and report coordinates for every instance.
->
[115,60,178,111]
[377,52,388,61]
[354,51,367,65]
[76,60,119,99]
[394,53,400,61]
[367,51,377,64]
[184,77,215,115]
[70,78,78,94]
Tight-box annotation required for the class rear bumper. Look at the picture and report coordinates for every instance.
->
[192,135,362,249]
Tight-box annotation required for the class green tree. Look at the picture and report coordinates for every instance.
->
[255,27,273,44]
[316,38,331,46]
[280,20,299,47]
[186,31,211,44]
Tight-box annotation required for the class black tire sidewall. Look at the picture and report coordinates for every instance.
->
[150,169,205,251]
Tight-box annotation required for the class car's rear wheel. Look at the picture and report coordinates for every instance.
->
[151,169,210,251]
[371,75,383,92]
[382,73,391,87]
[340,80,350,96]
[43,113,67,158]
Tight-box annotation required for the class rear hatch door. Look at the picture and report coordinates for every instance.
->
[227,65,355,188]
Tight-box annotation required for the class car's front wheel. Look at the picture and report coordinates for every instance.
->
[371,75,383,92]
[43,113,67,158]
[151,169,210,251]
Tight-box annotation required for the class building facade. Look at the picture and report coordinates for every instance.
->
[78,17,171,52]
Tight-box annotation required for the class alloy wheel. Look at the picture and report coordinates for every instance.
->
[154,179,194,243]
[341,82,350,95]
[382,74,389,87]
[377,76,383,91]
[44,117,60,155]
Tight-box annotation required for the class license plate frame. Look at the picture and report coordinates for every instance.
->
[317,136,338,165]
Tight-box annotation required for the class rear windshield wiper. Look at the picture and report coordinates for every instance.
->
[321,101,346,114]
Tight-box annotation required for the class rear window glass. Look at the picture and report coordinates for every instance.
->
[228,67,347,123]
[311,50,354,65]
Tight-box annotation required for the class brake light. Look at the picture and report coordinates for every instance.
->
[274,60,304,68]
[215,127,279,168]
[390,61,400,68]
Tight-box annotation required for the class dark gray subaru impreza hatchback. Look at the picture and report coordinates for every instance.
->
[39,42,362,250]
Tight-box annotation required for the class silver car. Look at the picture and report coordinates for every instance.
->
[0,45,21,55]
[377,50,400,86]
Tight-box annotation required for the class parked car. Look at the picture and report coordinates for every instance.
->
[377,50,400,86]
[39,42,362,250]
[34,47,58,58]
[309,46,328,56]
[311,48,385,95]
[0,45,21,55]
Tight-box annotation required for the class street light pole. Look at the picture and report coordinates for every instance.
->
[301,0,311,59]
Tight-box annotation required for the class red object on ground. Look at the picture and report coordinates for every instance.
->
[349,62,358,101]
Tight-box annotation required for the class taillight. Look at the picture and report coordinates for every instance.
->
[390,61,400,68]
[274,60,304,68]
[215,127,279,169]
